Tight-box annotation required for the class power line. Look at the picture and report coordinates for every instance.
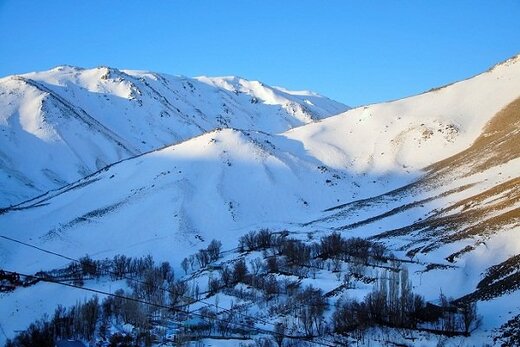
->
[0,234,274,327]
[0,235,339,346]
[1,269,337,347]
[0,235,76,262]
[0,236,238,313]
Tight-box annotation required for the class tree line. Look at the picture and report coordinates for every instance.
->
[5,229,481,346]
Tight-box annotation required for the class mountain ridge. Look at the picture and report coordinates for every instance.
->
[0,66,348,206]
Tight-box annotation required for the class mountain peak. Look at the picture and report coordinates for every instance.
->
[492,52,520,68]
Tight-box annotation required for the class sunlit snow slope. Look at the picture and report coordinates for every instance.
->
[286,55,520,173]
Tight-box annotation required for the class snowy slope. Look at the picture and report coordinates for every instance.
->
[301,95,520,341]
[286,55,520,173]
[0,56,519,345]
[1,55,518,281]
[0,66,348,206]
[0,128,362,273]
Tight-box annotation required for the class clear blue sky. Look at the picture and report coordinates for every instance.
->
[1,1,519,106]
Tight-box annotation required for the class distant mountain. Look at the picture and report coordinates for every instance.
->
[0,66,348,206]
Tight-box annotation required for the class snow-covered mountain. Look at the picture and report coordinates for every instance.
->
[0,66,348,207]
[2,54,518,266]
[0,55,519,346]
[286,54,520,173]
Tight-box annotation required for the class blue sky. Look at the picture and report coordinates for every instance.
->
[1,1,519,106]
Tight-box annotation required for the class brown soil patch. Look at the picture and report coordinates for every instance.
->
[426,96,520,179]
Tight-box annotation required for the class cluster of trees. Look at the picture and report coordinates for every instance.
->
[7,237,226,346]
[36,238,222,290]
[238,229,284,252]
[127,261,174,306]
[199,230,394,339]
[102,288,156,338]
[293,286,327,337]
[436,295,481,336]
[118,256,202,312]
[332,267,481,337]
[207,253,304,299]
[6,253,196,346]
[5,319,54,347]
[318,233,386,264]
[6,297,100,347]
[332,266,428,335]
[188,304,257,338]
[37,254,166,285]
[236,230,388,273]
[5,294,155,347]
[37,250,215,310]
[111,254,158,280]
[181,239,222,274]
[364,267,424,328]
[7,253,205,346]
[215,267,301,301]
